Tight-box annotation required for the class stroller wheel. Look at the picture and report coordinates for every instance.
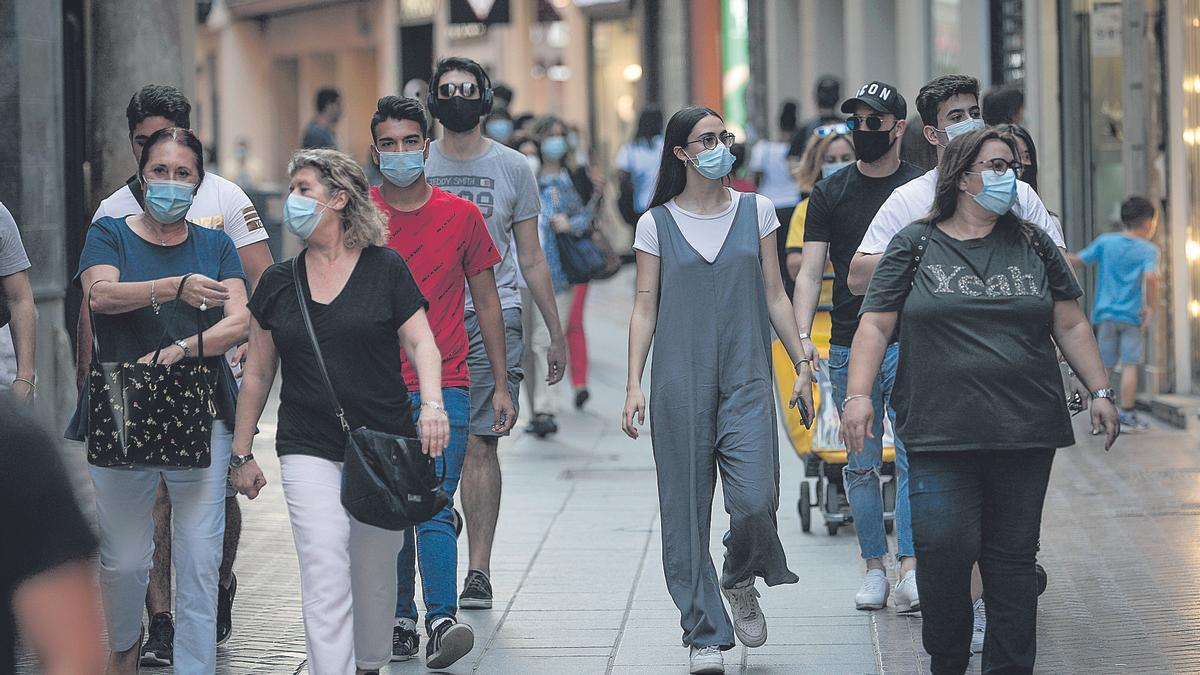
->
[1035,563,1047,595]
[826,522,839,536]
[798,481,812,532]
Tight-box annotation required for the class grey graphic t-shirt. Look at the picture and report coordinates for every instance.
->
[425,140,542,312]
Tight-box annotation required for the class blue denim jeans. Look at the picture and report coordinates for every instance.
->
[395,387,470,633]
[827,343,913,560]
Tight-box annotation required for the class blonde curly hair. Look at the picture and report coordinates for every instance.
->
[287,148,385,249]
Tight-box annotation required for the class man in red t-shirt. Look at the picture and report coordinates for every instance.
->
[368,96,513,669]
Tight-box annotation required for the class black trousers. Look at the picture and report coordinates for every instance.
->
[908,448,1055,675]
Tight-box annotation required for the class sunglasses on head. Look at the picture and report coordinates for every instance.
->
[845,115,899,132]
[437,82,480,99]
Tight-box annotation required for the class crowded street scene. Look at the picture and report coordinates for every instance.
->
[2,0,1199,673]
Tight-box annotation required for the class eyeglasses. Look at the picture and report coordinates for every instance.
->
[437,82,480,99]
[684,132,736,151]
[967,158,1024,178]
[845,115,898,132]
[813,123,850,137]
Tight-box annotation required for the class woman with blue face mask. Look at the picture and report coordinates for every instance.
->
[621,107,808,675]
[70,127,250,674]
[783,132,856,281]
[842,129,1119,674]
[229,148,449,674]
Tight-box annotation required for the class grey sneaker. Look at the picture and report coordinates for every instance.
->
[689,645,724,674]
[971,599,986,654]
[855,569,890,610]
[391,618,419,662]
[426,618,475,669]
[721,578,767,647]
[893,570,920,613]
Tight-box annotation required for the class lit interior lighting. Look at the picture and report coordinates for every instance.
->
[1188,240,1200,261]
[623,64,643,82]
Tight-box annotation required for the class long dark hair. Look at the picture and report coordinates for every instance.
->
[994,123,1038,192]
[648,106,722,209]
[924,127,1034,239]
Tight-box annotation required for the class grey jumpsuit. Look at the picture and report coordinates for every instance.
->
[648,193,798,650]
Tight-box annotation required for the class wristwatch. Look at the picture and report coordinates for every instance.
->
[174,339,190,357]
[230,453,255,468]
[798,332,811,341]
[1089,388,1116,401]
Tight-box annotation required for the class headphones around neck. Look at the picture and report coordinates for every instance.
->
[427,65,494,120]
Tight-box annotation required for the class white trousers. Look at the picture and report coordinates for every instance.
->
[521,287,573,415]
[280,454,405,673]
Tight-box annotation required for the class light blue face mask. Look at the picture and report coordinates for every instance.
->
[283,193,332,240]
[821,160,853,179]
[938,117,985,143]
[968,169,1018,215]
[378,149,426,188]
[143,179,195,224]
[542,135,569,161]
[689,144,735,180]
[485,119,514,142]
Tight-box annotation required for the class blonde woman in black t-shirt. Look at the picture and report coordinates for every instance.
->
[842,128,1118,674]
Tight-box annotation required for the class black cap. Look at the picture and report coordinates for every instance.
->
[841,81,907,120]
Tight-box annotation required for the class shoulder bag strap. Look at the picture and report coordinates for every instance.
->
[292,251,351,433]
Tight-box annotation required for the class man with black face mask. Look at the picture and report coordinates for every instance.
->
[792,80,924,615]
[422,57,566,615]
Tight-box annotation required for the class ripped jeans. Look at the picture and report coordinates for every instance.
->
[827,343,913,561]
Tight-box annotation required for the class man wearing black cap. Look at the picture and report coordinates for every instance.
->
[792,80,923,615]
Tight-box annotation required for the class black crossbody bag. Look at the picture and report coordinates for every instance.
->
[291,254,447,530]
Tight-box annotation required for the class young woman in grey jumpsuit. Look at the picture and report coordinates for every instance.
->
[622,107,813,675]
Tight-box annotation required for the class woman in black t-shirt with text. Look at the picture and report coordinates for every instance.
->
[229,149,448,674]
[841,129,1118,674]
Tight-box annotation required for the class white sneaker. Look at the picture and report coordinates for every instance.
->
[689,645,724,674]
[893,570,920,613]
[855,569,890,610]
[721,579,767,647]
[971,599,986,654]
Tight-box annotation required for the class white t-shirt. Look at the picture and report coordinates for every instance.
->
[857,168,1066,255]
[749,139,799,208]
[616,136,664,213]
[92,171,269,250]
[633,189,780,263]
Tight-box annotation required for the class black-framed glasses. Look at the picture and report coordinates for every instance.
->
[968,158,1024,178]
[684,132,736,151]
[813,123,850,137]
[437,82,480,99]
[845,115,899,132]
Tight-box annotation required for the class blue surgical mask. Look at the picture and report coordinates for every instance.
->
[377,149,426,188]
[821,161,853,179]
[968,169,1018,215]
[542,136,568,160]
[485,118,514,142]
[283,193,332,240]
[939,117,985,143]
[143,179,195,224]
[689,144,735,180]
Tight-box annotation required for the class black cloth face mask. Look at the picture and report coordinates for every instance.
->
[437,97,485,133]
[852,130,896,163]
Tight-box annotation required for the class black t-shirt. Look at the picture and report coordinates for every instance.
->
[248,246,426,461]
[860,221,1083,452]
[803,161,925,345]
[1,398,98,672]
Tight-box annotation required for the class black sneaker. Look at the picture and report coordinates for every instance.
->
[574,388,590,410]
[459,569,493,609]
[391,621,420,661]
[426,619,475,669]
[140,612,174,667]
[528,413,557,438]
[217,573,237,646]
[451,506,464,538]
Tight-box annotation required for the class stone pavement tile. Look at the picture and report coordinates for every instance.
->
[469,654,612,674]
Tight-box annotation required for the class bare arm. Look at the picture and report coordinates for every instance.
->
[13,559,106,675]
[235,241,274,293]
[513,216,567,383]
[622,251,660,439]
[1142,270,1159,327]
[1067,252,1085,269]
[792,241,828,336]
[761,234,803,364]
[467,267,516,432]
[398,308,449,457]
[230,317,277,499]
[839,310,898,454]
[2,271,36,399]
[848,252,880,296]
[785,250,804,283]
[1052,298,1120,449]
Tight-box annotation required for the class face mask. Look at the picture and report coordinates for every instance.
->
[938,117,985,144]
[378,149,425,188]
[967,169,1018,215]
[688,144,735,180]
[525,154,541,176]
[542,136,568,161]
[485,118,513,142]
[852,130,895,163]
[436,97,485,133]
[143,179,195,224]
[283,193,332,240]
[821,161,853,179]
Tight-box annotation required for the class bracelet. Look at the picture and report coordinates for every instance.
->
[793,358,812,374]
[421,401,446,413]
[843,394,871,405]
[12,377,35,390]
[150,279,161,315]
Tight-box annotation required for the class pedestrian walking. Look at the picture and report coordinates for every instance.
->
[82,84,273,665]
[782,130,855,281]
[788,76,843,159]
[367,95,513,668]
[302,87,341,149]
[616,106,665,227]
[562,130,605,410]
[230,148,449,675]
[792,80,924,614]
[622,106,807,675]
[0,201,36,402]
[69,127,250,674]
[422,56,565,611]
[1069,196,1160,432]
[842,127,1119,675]
[750,101,802,294]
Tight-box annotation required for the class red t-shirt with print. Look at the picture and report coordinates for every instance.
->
[373,185,501,390]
